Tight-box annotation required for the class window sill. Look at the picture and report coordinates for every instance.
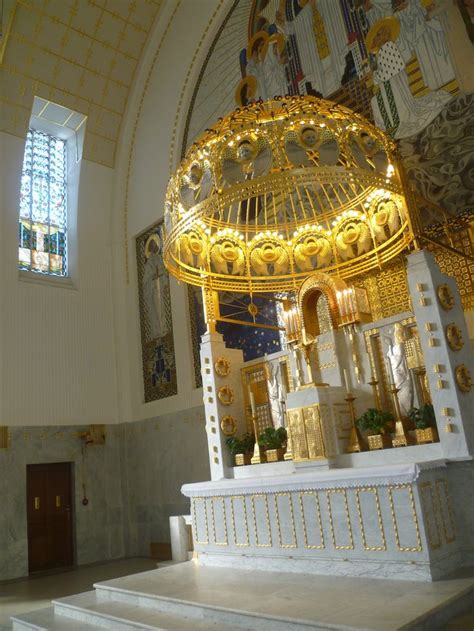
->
[19,270,77,290]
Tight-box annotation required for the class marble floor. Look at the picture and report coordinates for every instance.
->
[3,558,474,630]
[0,557,157,631]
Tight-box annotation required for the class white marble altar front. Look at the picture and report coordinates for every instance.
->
[183,459,472,581]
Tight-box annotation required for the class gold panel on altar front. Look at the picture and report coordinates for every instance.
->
[287,404,326,462]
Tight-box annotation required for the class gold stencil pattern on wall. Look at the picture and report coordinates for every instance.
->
[353,258,410,321]
[1,0,163,168]
[434,246,474,311]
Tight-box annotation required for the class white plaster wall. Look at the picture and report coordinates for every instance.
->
[111,0,231,423]
[0,131,119,426]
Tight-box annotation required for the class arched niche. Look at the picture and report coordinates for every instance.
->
[297,273,346,340]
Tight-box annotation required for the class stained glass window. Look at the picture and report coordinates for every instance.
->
[18,129,67,276]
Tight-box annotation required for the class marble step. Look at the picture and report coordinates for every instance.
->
[52,590,244,630]
[91,562,474,631]
[11,606,105,631]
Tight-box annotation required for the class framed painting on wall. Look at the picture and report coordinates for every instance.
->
[136,221,177,402]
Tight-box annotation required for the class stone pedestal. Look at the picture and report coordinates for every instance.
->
[406,250,474,458]
[286,385,372,459]
[200,332,245,480]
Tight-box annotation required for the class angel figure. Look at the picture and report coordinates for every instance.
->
[294,236,333,271]
[350,131,388,173]
[178,232,207,270]
[222,139,272,222]
[335,222,372,261]
[371,199,401,243]
[385,322,414,416]
[222,139,272,184]
[142,233,169,340]
[250,243,288,276]
[210,240,245,276]
[266,363,284,429]
[179,163,213,209]
[285,126,339,167]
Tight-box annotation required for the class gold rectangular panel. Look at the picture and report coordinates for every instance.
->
[274,493,297,548]
[287,408,309,461]
[356,487,386,551]
[326,489,354,550]
[210,497,228,546]
[192,497,209,545]
[250,494,272,547]
[302,405,326,459]
[230,496,250,547]
[420,482,442,550]
[388,485,422,552]
[435,479,456,544]
[298,491,325,549]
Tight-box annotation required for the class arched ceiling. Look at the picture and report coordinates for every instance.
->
[1,0,163,168]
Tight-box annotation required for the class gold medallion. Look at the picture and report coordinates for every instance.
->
[437,284,454,310]
[214,357,231,377]
[446,323,463,351]
[218,385,234,405]
[220,415,237,436]
[455,364,472,393]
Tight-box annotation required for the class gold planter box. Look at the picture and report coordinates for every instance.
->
[367,434,392,450]
[265,448,286,462]
[234,453,252,466]
[414,427,439,445]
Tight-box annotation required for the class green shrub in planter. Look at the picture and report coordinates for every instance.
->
[258,427,287,450]
[356,408,394,435]
[408,404,435,430]
[225,433,255,455]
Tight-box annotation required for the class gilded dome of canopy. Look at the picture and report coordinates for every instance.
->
[163,95,413,293]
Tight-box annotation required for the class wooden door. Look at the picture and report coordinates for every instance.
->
[27,462,74,572]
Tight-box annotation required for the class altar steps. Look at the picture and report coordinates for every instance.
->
[11,562,474,631]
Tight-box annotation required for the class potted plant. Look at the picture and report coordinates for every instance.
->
[408,404,438,444]
[225,433,255,466]
[356,408,394,450]
[258,427,287,462]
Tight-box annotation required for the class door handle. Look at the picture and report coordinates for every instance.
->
[56,495,61,508]
[34,497,40,510]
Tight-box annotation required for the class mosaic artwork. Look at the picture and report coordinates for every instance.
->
[184,0,468,151]
[136,222,177,402]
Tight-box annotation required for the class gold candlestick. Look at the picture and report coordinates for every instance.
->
[368,376,381,410]
[345,393,364,453]
[389,382,410,448]
[250,411,262,464]
[281,400,293,461]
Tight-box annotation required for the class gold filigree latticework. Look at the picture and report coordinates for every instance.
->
[164,96,414,294]
[241,362,272,435]
[316,295,332,334]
